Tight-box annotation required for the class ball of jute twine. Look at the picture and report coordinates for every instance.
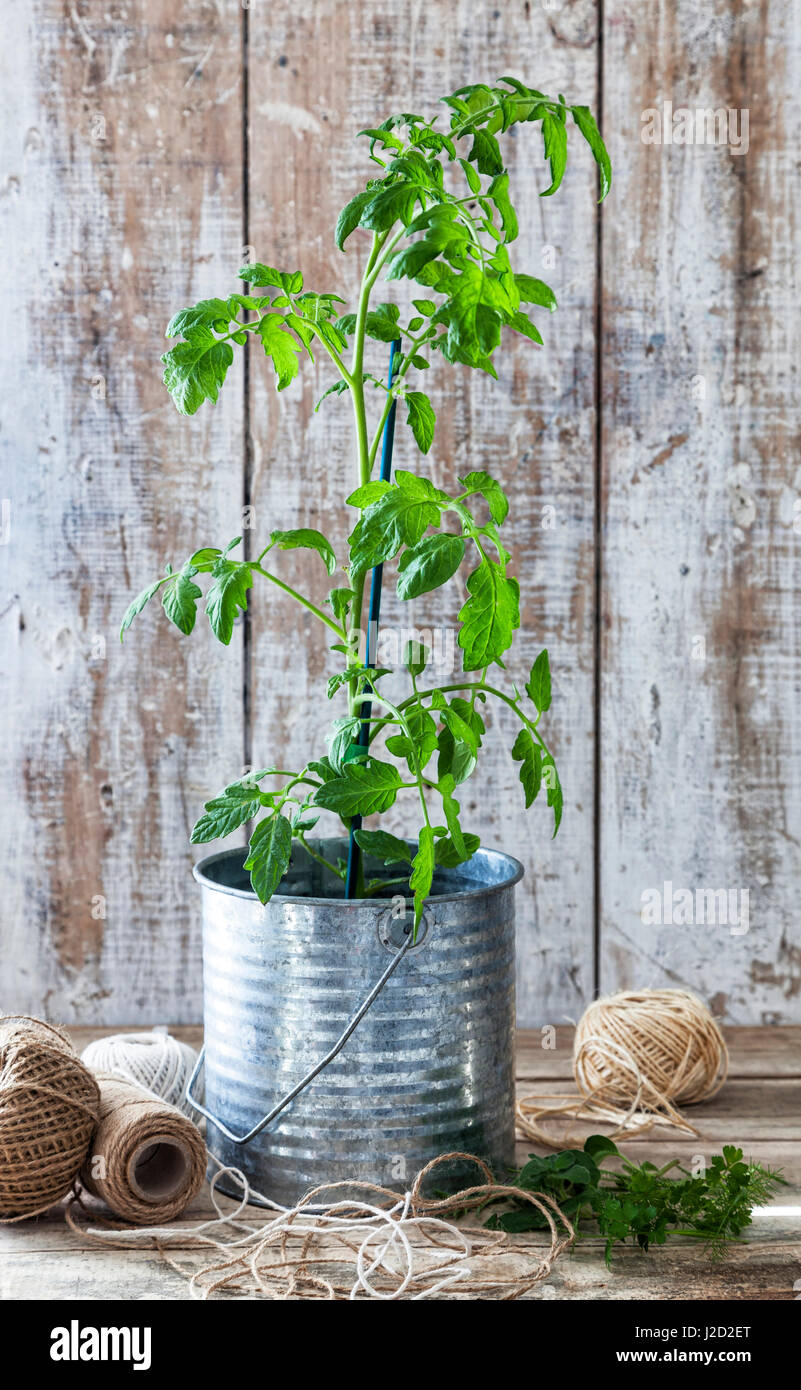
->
[0,1015,100,1222]
[80,1031,200,1119]
[81,1073,206,1225]
[517,989,729,1147]
[66,1151,575,1301]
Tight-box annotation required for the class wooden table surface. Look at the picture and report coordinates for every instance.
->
[2,1026,799,1301]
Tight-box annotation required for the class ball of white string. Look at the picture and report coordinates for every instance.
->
[81,1031,200,1119]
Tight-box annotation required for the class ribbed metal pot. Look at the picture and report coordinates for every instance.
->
[194,838,522,1205]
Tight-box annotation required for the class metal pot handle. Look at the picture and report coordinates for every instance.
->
[184,931,413,1145]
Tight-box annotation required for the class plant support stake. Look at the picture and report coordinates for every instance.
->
[345,337,402,899]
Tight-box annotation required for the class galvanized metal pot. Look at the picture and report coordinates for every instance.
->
[193,839,522,1205]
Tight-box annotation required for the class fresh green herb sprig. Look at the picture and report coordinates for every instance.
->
[485,1136,787,1265]
[121,78,610,918]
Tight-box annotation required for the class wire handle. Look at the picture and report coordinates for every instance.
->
[185,929,413,1145]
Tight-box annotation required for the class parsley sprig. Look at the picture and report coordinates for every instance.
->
[485,1136,787,1265]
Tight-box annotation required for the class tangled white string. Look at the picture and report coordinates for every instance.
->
[74,1157,475,1300]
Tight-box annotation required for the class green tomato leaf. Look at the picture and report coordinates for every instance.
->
[270,528,337,576]
[404,391,436,454]
[511,729,542,809]
[397,534,465,600]
[205,559,253,646]
[348,476,446,577]
[335,189,375,250]
[346,479,393,509]
[243,812,293,903]
[120,577,165,640]
[327,587,354,620]
[403,639,429,678]
[314,759,403,818]
[540,112,568,197]
[161,328,234,416]
[410,825,436,929]
[434,831,480,867]
[514,274,557,312]
[437,726,476,786]
[162,565,202,635]
[191,780,266,843]
[542,753,563,836]
[439,774,466,857]
[327,716,362,774]
[458,559,520,671]
[353,829,412,866]
[254,315,301,391]
[526,648,552,712]
[487,171,519,243]
[571,105,612,202]
[458,470,509,525]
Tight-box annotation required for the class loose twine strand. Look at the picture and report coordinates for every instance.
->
[517,989,729,1147]
[65,1151,575,1301]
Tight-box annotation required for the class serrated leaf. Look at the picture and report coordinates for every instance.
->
[327,587,354,620]
[526,648,552,713]
[457,559,520,671]
[162,328,234,416]
[120,577,164,640]
[511,729,542,809]
[508,311,544,345]
[327,716,362,774]
[440,702,479,756]
[162,566,202,635]
[397,534,464,600]
[436,726,476,785]
[487,171,518,243]
[335,189,376,250]
[386,703,438,771]
[189,546,222,567]
[191,781,265,843]
[314,759,403,818]
[404,391,436,453]
[346,479,392,509]
[348,478,445,576]
[254,315,301,391]
[571,105,612,201]
[458,470,509,525]
[468,127,503,176]
[434,831,480,867]
[514,274,557,311]
[542,753,563,836]
[439,773,466,857]
[205,560,252,646]
[238,263,283,288]
[270,528,337,576]
[540,112,568,197]
[315,379,349,411]
[243,813,292,903]
[410,825,436,929]
[353,829,412,866]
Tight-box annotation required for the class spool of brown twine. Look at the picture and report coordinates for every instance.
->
[0,1015,100,1222]
[81,1074,206,1225]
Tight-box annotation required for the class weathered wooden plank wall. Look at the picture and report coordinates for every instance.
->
[0,0,798,1026]
[0,1,245,1022]
[600,0,801,1021]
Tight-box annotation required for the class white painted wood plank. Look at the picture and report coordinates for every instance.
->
[0,1,246,1022]
[599,0,801,1021]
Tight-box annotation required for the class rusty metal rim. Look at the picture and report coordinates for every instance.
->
[192,843,524,905]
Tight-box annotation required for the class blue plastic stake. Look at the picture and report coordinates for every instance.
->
[345,338,402,899]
